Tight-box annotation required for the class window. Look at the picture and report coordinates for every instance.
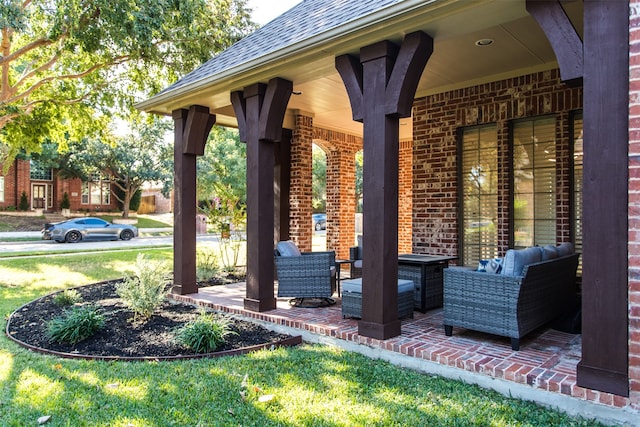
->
[81,175,111,205]
[512,116,556,248]
[459,125,499,267]
[572,112,583,273]
[29,160,52,181]
[0,176,4,202]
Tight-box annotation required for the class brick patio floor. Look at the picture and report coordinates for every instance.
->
[170,281,636,423]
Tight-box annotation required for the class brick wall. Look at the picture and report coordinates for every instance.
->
[412,69,582,259]
[0,159,30,209]
[399,139,413,253]
[629,0,640,409]
[289,114,314,251]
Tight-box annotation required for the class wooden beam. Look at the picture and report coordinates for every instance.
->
[335,54,364,122]
[526,0,583,85]
[576,0,629,397]
[183,105,216,155]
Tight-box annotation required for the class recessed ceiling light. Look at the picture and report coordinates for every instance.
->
[475,38,494,46]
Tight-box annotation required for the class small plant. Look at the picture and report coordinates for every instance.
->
[52,289,82,307]
[196,247,220,281]
[174,311,237,353]
[60,192,71,210]
[18,191,29,211]
[116,254,170,321]
[46,305,105,344]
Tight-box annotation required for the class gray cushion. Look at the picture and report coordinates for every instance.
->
[342,278,362,293]
[540,245,558,261]
[556,242,574,257]
[354,260,362,268]
[342,278,414,294]
[502,247,542,276]
[276,240,301,257]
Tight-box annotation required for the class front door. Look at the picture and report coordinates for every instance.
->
[32,184,46,209]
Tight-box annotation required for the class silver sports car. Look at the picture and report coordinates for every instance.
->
[41,217,139,243]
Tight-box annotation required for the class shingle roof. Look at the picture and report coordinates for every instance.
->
[161,0,403,94]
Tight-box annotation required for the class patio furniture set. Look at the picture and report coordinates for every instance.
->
[274,239,580,350]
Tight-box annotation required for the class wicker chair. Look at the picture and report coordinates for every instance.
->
[348,235,363,278]
[443,252,580,350]
[274,241,336,307]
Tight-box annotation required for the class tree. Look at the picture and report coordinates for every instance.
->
[56,118,174,218]
[355,150,363,212]
[197,126,246,203]
[0,0,255,166]
[312,144,326,212]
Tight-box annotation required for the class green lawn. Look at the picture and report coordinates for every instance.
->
[0,250,603,426]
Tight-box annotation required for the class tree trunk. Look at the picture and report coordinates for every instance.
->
[122,189,132,219]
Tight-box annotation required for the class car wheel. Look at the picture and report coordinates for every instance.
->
[120,229,134,241]
[65,231,82,243]
[315,223,321,231]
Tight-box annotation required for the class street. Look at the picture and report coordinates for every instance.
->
[0,234,221,255]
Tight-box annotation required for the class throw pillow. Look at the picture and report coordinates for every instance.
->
[477,258,503,273]
[276,240,302,257]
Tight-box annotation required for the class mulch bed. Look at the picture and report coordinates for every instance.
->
[6,280,299,360]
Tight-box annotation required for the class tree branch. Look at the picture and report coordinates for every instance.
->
[5,56,128,105]
[0,36,60,66]
[12,53,60,91]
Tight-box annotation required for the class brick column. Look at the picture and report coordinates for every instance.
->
[289,114,314,251]
[398,140,413,253]
[326,147,356,259]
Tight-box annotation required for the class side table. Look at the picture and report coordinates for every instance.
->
[398,254,456,312]
[334,259,355,296]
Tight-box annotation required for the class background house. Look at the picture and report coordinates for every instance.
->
[0,158,119,213]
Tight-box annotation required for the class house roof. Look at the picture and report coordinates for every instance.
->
[163,0,405,95]
[138,0,581,137]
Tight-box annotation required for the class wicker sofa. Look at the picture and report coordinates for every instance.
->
[443,247,580,351]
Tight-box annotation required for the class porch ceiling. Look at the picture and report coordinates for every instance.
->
[138,0,583,140]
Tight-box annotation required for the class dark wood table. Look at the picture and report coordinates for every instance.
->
[398,254,456,312]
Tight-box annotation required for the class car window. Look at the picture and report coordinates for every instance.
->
[74,220,85,225]
[85,218,107,225]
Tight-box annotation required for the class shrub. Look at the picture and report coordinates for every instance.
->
[46,305,105,344]
[175,311,237,353]
[19,191,29,211]
[60,192,71,210]
[53,289,82,307]
[116,254,170,321]
[196,248,220,281]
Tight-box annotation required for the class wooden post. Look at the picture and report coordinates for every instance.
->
[232,78,293,312]
[336,31,432,340]
[576,0,629,397]
[172,106,216,295]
